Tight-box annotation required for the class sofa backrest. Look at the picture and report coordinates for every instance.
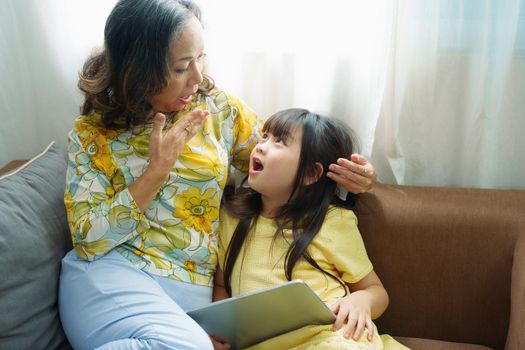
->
[354,184,525,350]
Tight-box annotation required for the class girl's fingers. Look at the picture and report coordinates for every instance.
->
[341,310,358,338]
[332,307,349,332]
[350,314,366,340]
[366,318,374,341]
[329,300,341,314]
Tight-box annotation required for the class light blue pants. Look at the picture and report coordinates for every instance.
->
[59,249,214,350]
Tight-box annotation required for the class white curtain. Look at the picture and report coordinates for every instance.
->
[0,0,115,165]
[1,0,524,189]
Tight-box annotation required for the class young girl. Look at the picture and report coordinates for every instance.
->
[213,109,409,349]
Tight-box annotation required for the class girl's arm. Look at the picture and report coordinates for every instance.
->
[329,270,388,341]
[213,266,230,302]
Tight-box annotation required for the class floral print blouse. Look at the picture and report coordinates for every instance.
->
[64,89,261,287]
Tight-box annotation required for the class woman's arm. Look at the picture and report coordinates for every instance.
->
[67,111,208,261]
[65,130,146,261]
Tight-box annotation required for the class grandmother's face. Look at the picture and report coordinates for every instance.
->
[150,15,205,113]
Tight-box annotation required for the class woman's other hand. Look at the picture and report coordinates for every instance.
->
[327,154,377,194]
[210,335,230,350]
[149,109,209,176]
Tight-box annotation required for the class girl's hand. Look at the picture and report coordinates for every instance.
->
[148,110,209,176]
[330,291,374,341]
[209,335,230,350]
[327,154,377,194]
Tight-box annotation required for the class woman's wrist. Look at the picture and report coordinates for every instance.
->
[144,163,170,183]
[128,165,169,211]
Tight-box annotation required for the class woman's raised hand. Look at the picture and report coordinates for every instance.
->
[327,154,377,194]
[148,109,209,176]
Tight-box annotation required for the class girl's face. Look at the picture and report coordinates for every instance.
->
[248,126,303,204]
[150,15,205,113]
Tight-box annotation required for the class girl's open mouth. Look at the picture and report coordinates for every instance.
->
[251,157,264,172]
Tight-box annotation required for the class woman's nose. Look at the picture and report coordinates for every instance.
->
[188,61,204,87]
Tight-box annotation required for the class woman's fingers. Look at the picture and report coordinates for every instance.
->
[151,113,166,143]
[190,109,209,126]
[327,156,376,194]
[351,154,377,180]
[171,109,209,141]
[184,109,209,130]
[209,335,230,350]
[149,113,166,161]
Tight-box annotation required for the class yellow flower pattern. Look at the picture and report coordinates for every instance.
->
[64,89,260,286]
[173,186,220,234]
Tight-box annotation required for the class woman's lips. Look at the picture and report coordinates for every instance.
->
[179,95,193,104]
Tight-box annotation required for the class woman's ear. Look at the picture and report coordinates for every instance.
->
[304,162,324,186]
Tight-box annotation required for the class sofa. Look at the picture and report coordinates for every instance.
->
[0,141,523,350]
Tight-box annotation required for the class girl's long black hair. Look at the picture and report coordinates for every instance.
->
[223,108,358,295]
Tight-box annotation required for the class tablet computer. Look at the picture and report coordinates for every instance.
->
[187,280,336,350]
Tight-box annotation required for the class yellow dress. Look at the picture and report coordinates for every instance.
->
[218,207,410,350]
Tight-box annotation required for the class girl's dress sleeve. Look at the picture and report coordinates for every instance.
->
[64,123,146,261]
[326,208,374,284]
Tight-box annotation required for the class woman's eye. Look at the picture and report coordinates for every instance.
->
[197,53,207,62]
[175,68,188,74]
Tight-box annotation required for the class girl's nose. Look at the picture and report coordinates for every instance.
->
[255,142,265,153]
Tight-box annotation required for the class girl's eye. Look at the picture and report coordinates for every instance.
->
[261,133,269,140]
[275,138,285,145]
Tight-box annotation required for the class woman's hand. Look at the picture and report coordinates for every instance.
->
[148,109,209,176]
[209,335,230,350]
[327,154,377,194]
[330,291,374,341]
[128,109,209,211]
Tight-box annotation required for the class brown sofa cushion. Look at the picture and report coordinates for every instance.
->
[354,184,525,350]
[396,337,492,350]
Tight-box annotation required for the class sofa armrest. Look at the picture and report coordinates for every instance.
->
[354,184,525,350]
[0,159,27,177]
[506,232,525,350]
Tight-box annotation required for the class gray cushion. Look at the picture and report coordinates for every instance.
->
[0,142,72,350]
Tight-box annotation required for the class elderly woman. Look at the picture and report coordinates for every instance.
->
[58,0,378,349]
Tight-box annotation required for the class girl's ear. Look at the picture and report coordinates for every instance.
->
[304,162,324,186]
